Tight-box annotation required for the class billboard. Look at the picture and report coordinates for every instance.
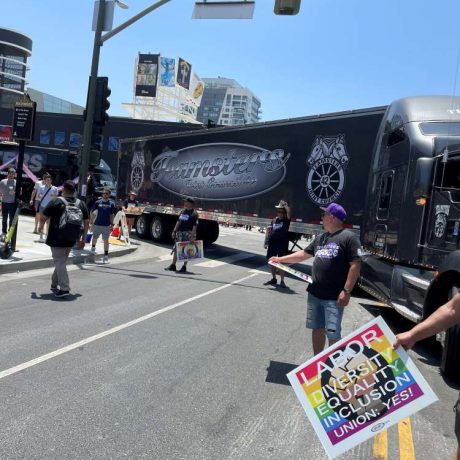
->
[135,54,159,97]
[287,316,438,459]
[188,72,205,106]
[0,125,12,142]
[177,57,192,90]
[160,57,176,87]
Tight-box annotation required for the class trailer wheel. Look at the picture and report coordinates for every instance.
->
[441,285,460,383]
[135,214,151,239]
[198,220,219,245]
[150,215,173,243]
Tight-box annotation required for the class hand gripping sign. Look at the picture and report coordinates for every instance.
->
[176,240,204,261]
[287,316,437,459]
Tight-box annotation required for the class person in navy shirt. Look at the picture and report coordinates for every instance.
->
[90,188,116,263]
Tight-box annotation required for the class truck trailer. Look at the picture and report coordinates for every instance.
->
[118,96,460,382]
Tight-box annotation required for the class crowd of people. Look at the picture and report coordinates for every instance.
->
[1,172,460,457]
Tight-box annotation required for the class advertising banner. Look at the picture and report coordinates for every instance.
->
[176,240,204,261]
[287,316,438,459]
[189,72,205,105]
[159,57,176,87]
[177,57,192,90]
[0,125,12,142]
[135,54,159,97]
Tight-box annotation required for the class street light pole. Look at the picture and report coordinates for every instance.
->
[79,0,106,199]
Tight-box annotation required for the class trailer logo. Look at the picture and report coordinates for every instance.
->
[150,143,290,201]
[306,134,349,205]
[434,205,450,238]
[130,150,145,192]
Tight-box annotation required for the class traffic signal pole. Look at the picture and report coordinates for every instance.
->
[79,0,106,199]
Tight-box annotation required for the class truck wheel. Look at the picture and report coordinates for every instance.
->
[198,220,219,245]
[150,215,173,243]
[441,285,460,383]
[135,214,151,239]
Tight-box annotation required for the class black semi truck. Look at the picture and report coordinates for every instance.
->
[118,96,460,382]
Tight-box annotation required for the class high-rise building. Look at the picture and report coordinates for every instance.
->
[197,77,261,126]
[0,27,32,109]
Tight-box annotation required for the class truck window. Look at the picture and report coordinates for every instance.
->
[435,157,460,190]
[377,171,394,220]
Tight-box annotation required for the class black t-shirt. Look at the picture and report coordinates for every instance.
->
[269,217,291,244]
[304,228,361,300]
[123,198,139,209]
[177,209,198,232]
[44,196,89,248]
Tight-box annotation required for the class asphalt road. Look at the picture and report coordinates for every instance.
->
[0,226,457,459]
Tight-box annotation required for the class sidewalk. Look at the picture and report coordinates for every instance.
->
[0,214,138,274]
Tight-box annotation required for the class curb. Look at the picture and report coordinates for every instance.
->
[0,246,138,275]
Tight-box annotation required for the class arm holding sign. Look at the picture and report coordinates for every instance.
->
[394,292,460,350]
[270,249,312,265]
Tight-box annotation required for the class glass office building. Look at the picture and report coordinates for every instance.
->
[197,77,261,126]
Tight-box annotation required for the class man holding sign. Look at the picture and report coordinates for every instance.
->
[270,203,361,355]
[165,198,198,273]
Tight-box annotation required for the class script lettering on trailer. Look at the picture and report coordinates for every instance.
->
[150,143,290,201]
[287,316,437,459]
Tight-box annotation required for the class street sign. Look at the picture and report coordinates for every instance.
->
[12,101,36,142]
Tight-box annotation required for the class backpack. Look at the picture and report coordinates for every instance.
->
[57,197,84,242]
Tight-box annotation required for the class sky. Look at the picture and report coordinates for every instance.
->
[3,0,460,121]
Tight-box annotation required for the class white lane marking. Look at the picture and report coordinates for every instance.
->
[158,254,174,261]
[0,272,259,381]
[195,253,254,268]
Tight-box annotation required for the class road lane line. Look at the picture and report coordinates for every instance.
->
[195,253,254,268]
[0,272,259,381]
[372,429,388,459]
[398,417,415,460]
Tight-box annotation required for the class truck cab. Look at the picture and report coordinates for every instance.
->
[360,96,460,381]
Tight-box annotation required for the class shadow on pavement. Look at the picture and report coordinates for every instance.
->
[31,292,82,301]
[265,360,298,386]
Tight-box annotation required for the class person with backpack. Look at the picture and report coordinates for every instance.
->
[36,173,58,243]
[90,188,116,264]
[42,180,89,298]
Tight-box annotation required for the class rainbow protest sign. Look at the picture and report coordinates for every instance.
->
[176,240,204,261]
[287,316,437,459]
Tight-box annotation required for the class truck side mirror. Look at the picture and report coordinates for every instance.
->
[414,157,435,198]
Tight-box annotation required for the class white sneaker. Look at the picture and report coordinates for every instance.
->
[102,255,109,264]
[38,235,45,243]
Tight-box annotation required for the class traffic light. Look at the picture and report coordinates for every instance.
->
[94,76,111,126]
[274,0,301,15]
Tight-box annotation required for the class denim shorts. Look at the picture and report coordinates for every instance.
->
[306,293,344,341]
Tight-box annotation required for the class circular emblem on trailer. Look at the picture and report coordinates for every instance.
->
[130,149,145,192]
[306,135,349,205]
[434,205,450,238]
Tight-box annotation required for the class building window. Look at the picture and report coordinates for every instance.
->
[54,131,65,146]
[40,130,50,145]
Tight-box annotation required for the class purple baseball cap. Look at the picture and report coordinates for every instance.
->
[320,203,347,221]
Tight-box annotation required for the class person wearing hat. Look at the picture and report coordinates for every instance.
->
[270,202,362,355]
[264,200,291,288]
[165,198,198,273]
[123,191,139,234]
